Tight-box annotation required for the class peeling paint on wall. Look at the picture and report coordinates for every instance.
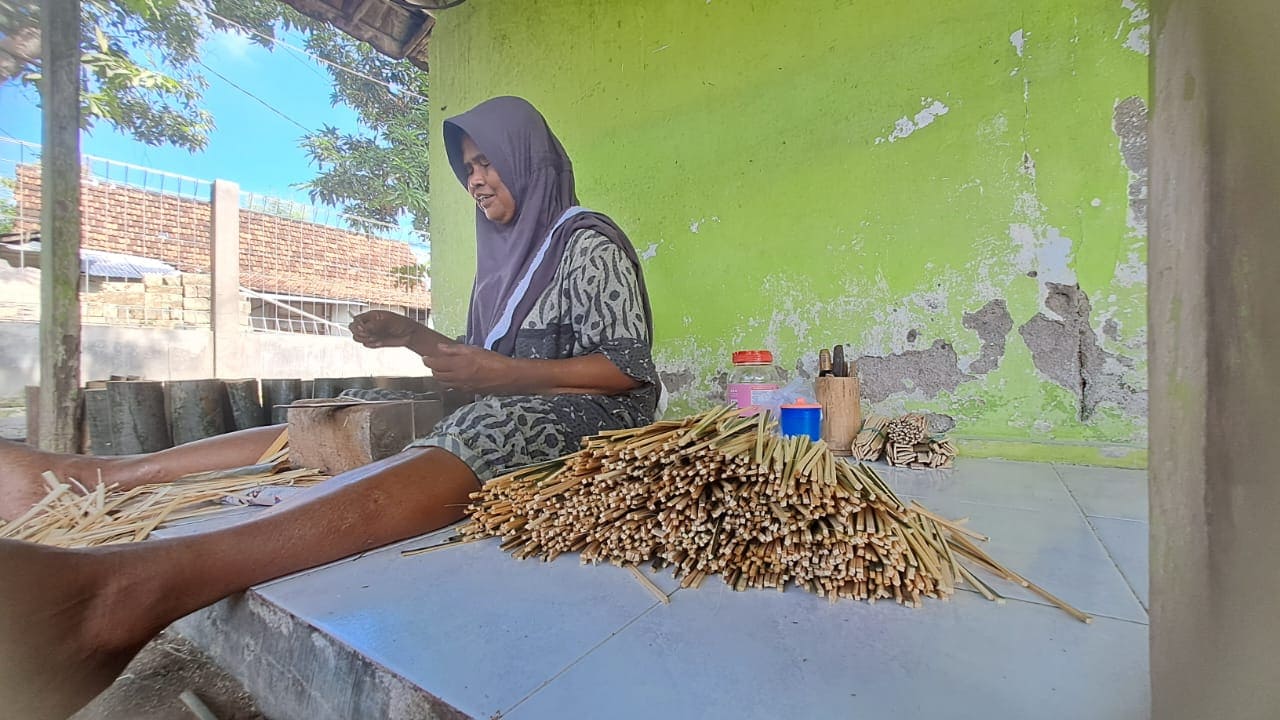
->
[1010,29,1026,57]
[1118,0,1150,55]
[875,99,951,145]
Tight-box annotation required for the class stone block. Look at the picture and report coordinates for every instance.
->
[162,274,183,286]
[183,273,212,286]
[142,274,165,287]
[287,399,443,475]
[183,309,211,325]
[183,297,211,311]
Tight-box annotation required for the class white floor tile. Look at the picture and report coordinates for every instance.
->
[505,578,1149,720]
[1055,465,1148,521]
[253,538,661,719]
[1089,516,1149,609]
[879,458,1078,512]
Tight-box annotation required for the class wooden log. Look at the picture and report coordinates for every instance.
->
[815,376,862,456]
[374,376,430,393]
[166,380,227,446]
[24,385,39,447]
[261,378,303,425]
[311,377,345,399]
[224,378,265,430]
[340,376,375,391]
[82,387,114,455]
[107,380,172,454]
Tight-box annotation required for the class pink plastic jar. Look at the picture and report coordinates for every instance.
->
[725,350,785,414]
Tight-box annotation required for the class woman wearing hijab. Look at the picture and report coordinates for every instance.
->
[0,97,657,720]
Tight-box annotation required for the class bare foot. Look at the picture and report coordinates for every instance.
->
[0,440,68,523]
[0,540,153,720]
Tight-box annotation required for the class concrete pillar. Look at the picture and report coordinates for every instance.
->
[210,179,242,378]
[1150,1,1280,718]
[37,0,83,453]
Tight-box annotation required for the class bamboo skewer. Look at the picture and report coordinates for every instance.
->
[627,564,671,604]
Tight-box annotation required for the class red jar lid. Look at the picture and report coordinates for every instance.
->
[732,350,774,365]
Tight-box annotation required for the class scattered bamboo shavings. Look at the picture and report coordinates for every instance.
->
[0,454,325,548]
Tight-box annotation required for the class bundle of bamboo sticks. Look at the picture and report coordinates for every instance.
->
[883,414,956,469]
[461,407,1089,621]
[0,431,325,548]
[852,413,890,461]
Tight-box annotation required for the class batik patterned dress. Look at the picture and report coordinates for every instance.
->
[407,229,657,481]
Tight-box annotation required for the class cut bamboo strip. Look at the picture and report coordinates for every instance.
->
[627,564,671,605]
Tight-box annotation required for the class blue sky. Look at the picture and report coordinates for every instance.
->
[0,27,363,205]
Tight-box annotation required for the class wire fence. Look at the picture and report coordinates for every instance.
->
[0,137,431,333]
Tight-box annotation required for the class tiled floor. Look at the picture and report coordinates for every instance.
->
[171,458,1151,720]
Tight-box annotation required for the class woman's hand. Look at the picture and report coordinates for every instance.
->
[351,310,456,357]
[349,310,421,349]
[425,344,518,394]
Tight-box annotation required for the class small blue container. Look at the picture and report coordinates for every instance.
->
[779,399,822,441]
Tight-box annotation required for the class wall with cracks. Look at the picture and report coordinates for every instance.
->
[428,0,1150,466]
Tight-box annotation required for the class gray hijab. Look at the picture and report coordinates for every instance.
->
[443,96,653,356]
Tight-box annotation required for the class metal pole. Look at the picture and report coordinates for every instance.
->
[38,0,83,452]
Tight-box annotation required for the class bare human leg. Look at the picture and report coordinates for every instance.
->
[0,446,479,720]
[0,425,285,522]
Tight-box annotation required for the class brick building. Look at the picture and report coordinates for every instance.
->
[6,164,430,333]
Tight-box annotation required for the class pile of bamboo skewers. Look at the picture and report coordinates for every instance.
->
[461,407,1090,622]
[0,431,326,548]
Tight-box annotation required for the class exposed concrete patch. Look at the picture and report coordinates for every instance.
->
[1017,282,1147,420]
[962,299,1013,374]
[856,339,973,403]
[1102,318,1121,340]
[1113,96,1148,238]
[925,413,956,434]
[660,369,697,394]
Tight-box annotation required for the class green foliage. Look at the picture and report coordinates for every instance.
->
[0,178,16,235]
[291,25,431,232]
[390,261,430,292]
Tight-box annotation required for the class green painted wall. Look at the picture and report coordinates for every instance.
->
[428,0,1150,466]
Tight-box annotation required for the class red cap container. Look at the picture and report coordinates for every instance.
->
[732,350,774,365]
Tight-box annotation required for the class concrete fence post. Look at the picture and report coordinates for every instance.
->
[210,179,242,378]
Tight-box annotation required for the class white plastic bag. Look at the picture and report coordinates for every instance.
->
[751,376,815,417]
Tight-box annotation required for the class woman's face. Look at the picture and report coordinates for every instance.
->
[460,133,517,225]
